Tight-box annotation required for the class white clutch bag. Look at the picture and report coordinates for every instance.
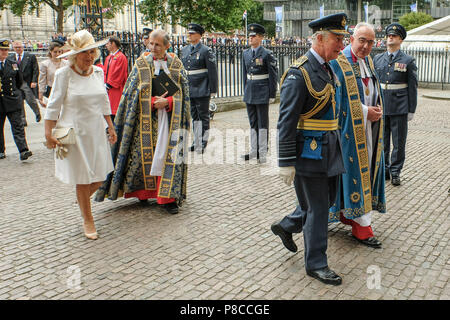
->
[51,127,76,159]
[52,127,76,145]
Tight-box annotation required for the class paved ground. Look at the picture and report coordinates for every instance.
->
[0,88,449,300]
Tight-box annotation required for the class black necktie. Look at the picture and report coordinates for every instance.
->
[389,54,393,62]
[252,50,255,58]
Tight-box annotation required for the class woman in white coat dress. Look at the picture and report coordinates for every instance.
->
[44,30,117,240]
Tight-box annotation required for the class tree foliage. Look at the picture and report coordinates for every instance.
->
[245,0,275,38]
[0,0,131,33]
[399,12,434,31]
[139,0,256,33]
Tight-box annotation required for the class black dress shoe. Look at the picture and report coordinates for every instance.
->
[306,267,342,286]
[271,223,297,253]
[36,113,41,122]
[0,152,5,159]
[242,153,259,161]
[353,236,382,248]
[391,175,401,186]
[189,145,195,152]
[163,202,179,214]
[19,150,32,161]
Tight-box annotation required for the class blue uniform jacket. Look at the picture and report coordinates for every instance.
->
[277,50,345,178]
[181,42,218,98]
[243,46,278,104]
[373,50,417,115]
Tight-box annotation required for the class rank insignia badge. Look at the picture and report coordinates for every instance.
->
[12,63,18,70]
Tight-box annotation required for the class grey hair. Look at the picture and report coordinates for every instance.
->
[311,30,330,44]
[150,29,171,46]
[353,22,375,35]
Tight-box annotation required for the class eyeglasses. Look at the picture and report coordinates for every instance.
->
[357,37,375,46]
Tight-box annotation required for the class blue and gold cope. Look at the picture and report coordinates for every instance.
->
[328,45,386,222]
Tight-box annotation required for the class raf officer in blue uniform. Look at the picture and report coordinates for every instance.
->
[270,14,347,285]
[242,23,278,163]
[181,23,218,153]
[0,39,32,161]
[374,23,417,186]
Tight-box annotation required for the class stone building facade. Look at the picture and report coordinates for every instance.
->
[0,4,186,41]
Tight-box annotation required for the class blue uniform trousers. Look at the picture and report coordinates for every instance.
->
[246,103,269,156]
[384,114,408,176]
[279,174,338,271]
[190,96,210,149]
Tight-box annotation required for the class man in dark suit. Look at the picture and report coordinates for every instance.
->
[10,40,41,126]
[0,39,32,161]
[181,23,218,153]
[270,14,347,285]
[374,23,418,186]
[241,23,278,164]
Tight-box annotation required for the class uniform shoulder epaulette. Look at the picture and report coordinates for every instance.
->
[291,55,308,69]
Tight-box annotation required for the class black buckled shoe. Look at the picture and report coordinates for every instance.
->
[163,202,179,214]
[0,152,5,159]
[306,267,342,286]
[391,175,401,186]
[353,236,382,248]
[19,150,32,161]
[271,222,297,253]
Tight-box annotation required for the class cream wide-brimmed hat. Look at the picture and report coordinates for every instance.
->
[57,30,108,58]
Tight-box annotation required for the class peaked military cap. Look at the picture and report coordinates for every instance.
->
[143,27,153,39]
[308,13,349,35]
[386,23,407,40]
[248,23,265,36]
[0,39,10,49]
[188,23,205,35]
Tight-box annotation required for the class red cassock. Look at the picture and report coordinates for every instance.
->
[103,51,128,115]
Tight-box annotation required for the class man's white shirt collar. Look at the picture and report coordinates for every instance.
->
[310,48,325,65]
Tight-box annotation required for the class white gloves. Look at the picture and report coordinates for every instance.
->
[269,98,276,104]
[408,113,414,121]
[279,166,295,186]
[55,145,69,160]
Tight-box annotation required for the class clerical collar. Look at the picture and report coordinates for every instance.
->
[310,48,325,65]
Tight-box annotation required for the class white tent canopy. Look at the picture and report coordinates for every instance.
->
[402,15,450,49]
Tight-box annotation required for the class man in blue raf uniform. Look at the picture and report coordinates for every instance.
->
[242,23,278,163]
[270,13,347,285]
[0,39,32,161]
[374,23,417,186]
[181,23,218,154]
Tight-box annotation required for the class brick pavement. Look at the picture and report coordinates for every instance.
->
[0,88,449,300]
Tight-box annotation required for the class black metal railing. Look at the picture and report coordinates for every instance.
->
[30,31,450,97]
